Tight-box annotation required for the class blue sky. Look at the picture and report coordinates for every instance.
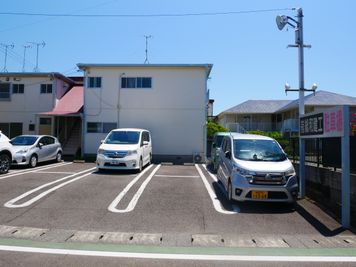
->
[0,0,355,114]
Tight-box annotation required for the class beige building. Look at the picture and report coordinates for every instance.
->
[0,73,75,137]
[77,64,213,162]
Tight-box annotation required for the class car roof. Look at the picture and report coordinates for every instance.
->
[111,128,149,132]
[227,133,274,141]
[213,132,230,136]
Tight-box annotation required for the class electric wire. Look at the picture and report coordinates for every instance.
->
[0,8,294,18]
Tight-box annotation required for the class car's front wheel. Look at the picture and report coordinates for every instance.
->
[29,155,37,168]
[138,158,143,173]
[0,153,11,174]
[227,180,233,202]
[56,152,62,162]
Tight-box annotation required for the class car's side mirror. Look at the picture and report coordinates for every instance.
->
[225,151,231,159]
[100,140,104,144]
[38,143,43,148]
[143,141,149,146]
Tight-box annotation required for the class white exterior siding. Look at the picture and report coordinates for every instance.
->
[0,74,72,137]
[81,65,211,159]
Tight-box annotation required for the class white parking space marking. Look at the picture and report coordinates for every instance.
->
[1,245,356,262]
[34,171,76,174]
[108,165,160,213]
[155,175,199,178]
[0,162,73,180]
[4,167,96,208]
[201,164,240,212]
[195,164,239,215]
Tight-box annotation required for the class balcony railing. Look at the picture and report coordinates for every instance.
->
[225,119,299,133]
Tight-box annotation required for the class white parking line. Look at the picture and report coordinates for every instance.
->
[1,245,356,262]
[155,175,199,178]
[195,164,239,215]
[34,171,76,174]
[4,167,96,208]
[0,162,73,180]
[108,164,160,213]
[201,164,241,213]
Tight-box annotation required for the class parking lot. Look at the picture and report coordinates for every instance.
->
[0,161,355,249]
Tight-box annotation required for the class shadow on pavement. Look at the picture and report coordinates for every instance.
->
[295,203,353,236]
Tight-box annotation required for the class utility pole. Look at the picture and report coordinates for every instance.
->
[22,44,32,72]
[276,8,316,198]
[29,41,45,72]
[1,43,14,72]
[144,35,152,64]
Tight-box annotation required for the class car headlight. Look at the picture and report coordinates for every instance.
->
[126,150,138,156]
[284,167,296,177]
[97,149,105,155]
[233,165,255,179]
[16,149,28,154]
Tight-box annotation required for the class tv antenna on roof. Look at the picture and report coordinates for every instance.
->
[1,43,14,72]
[29,41,45,72]
[22,44,32,72]
[144,35,152,64]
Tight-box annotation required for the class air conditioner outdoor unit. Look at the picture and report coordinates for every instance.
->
[193,153,204,163]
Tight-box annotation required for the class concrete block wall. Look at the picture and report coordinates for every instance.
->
[294,163,356,228]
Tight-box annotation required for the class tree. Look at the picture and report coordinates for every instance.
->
[207,120,228,139]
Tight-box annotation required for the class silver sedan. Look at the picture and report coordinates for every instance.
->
[11,135,63,168]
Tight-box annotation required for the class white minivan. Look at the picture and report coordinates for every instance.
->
[96,128,152,172]
[217,133,298,203]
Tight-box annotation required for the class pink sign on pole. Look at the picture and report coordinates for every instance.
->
[324,107,344,137]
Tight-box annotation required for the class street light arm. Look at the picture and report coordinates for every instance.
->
[286,15,298,25]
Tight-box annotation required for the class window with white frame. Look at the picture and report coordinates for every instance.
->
[87,77,102,88]
[13,84,24,94]
[0,83,11,100]
[87,122,117,133]
[40,84,53,94]
[121,77,152,89]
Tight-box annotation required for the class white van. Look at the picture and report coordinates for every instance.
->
[217,133,298,203]
[96,128,152,172]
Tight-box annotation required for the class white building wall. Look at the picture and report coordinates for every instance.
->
[0,74,72,137]
[0,76,56,135]
[83,66,208,159]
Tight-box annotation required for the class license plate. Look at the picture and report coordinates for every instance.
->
[111,160,121,165]
[251,191,268,199]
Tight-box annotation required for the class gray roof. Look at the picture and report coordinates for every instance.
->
[277,90,356,112]
[221,100,292,114]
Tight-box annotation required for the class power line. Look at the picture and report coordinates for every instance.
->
[0,8,294,18]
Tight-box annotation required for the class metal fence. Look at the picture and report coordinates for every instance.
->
[289,136,356,172]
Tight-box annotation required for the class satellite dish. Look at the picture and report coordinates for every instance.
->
[276,15,288,31]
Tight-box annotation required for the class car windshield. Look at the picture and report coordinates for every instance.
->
[233,139,287,162]
[11,136,38,146]
[105,131,140,145]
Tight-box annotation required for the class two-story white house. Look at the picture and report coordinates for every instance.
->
[77,63,213,162]
[0,72,73,136]
[0,72,83,156]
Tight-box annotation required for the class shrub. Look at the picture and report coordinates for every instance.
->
[207,120,228,139]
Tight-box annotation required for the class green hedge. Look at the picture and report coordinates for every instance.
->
[207,120,228,140]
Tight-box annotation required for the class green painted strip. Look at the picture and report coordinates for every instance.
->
[0,238,355,257]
